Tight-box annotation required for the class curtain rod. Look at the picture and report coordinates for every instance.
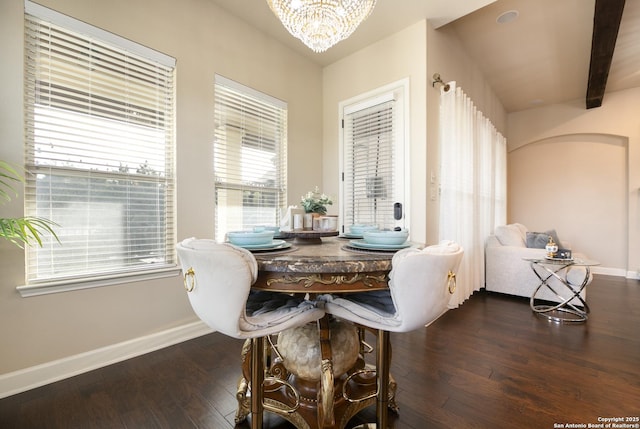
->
[432,73,451,92]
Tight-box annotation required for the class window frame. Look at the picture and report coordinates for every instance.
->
[18,0,178,297]
[213,75,288,241]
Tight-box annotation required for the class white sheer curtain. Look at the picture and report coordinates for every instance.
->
[439,82,507,308]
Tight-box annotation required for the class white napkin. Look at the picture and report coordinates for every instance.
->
[280,206,297,231]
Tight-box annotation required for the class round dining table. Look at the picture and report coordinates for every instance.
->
[254,236,394,293]
[234,236,405,429]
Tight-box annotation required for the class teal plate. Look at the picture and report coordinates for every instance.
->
[234,239,287,250]
[349,240,411,250]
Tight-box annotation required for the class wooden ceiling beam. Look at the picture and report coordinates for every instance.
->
[586,0,626,109]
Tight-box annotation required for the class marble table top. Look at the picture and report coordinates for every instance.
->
[254,237,398,274]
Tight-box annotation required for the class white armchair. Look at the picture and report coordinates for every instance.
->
[176,238,325,429]
[485,223,590,304]
[319,241,464,428]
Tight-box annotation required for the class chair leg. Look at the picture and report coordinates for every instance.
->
[376,329,390,428]
[352,329,391,429]
[250,336,264,429]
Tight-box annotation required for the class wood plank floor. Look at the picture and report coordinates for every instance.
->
[1,275,638,428]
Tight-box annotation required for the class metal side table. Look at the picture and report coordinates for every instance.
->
[524,257,599,323]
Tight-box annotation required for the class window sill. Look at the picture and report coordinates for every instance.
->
[16,266,182,297]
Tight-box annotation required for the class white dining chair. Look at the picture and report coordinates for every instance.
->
[319,240,464,428]
[176,237,325,429]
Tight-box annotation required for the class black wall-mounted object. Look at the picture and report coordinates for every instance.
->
[394,202,402,220]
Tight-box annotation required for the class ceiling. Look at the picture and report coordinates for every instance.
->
[209,0,640,113]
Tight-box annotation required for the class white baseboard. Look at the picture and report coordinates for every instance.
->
[0,321,213,399]
[626,270,640,280]
[591,266,628,278]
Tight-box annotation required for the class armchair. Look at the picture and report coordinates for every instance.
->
[176,238,324,429]
[485,223,590,304]
[319,240,464,428]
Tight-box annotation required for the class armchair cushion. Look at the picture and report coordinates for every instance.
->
[320,290,399,328]
[525,229,563,249]
[242,291,320,330]
[494,223,527,247]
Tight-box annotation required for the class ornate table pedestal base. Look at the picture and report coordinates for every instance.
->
[235,318,398,429]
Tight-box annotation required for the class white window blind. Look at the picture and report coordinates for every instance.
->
[343,99,396,229]
[214,75,287,240]
[23,1,176,286]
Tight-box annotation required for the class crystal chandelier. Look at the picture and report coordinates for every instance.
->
[266,0,377,53]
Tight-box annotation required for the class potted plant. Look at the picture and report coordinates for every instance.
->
[300,186,333,215]
[300,187,333,230]
[0,160,58,248]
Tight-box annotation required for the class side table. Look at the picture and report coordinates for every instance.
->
[523,257,599,323]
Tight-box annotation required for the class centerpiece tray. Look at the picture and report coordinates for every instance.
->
[278,229,339,244]
[544,256,574,262]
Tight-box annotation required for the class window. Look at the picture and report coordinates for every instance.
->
[22,1,176,293]
[340,81,408,232]
[213,75,287,240]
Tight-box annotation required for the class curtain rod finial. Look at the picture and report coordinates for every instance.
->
[432,73,450,91]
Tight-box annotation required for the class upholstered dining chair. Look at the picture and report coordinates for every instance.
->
[176,238,325,429]
[319,240,464,428]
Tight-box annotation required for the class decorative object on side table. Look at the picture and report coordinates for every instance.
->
[555,248,573,260]
[545,236,558,258]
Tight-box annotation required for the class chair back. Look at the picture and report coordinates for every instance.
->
[389,240,463,332]
[176,238,258,338]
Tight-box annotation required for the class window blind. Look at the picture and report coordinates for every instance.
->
[343,100,396,229]
[213,75,287,240]
[24,1,176,285]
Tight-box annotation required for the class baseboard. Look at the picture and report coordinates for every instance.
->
[590,266,629,278]
[0,321,213,399]
[625,270,640,280]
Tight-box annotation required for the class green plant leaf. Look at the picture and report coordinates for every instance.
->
[0,161,23,204]
[1,161,60,248]
[0,217,60,248]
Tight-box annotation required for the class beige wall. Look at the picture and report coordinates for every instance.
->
[508,88,640,277]
[0,0,322,375]
[509,134,627,271]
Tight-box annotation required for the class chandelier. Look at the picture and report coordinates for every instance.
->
[266,0,377,53]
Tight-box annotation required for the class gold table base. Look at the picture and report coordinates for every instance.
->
[234,323,398,429]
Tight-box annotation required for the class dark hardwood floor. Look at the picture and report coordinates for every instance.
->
[1,275,639,428]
